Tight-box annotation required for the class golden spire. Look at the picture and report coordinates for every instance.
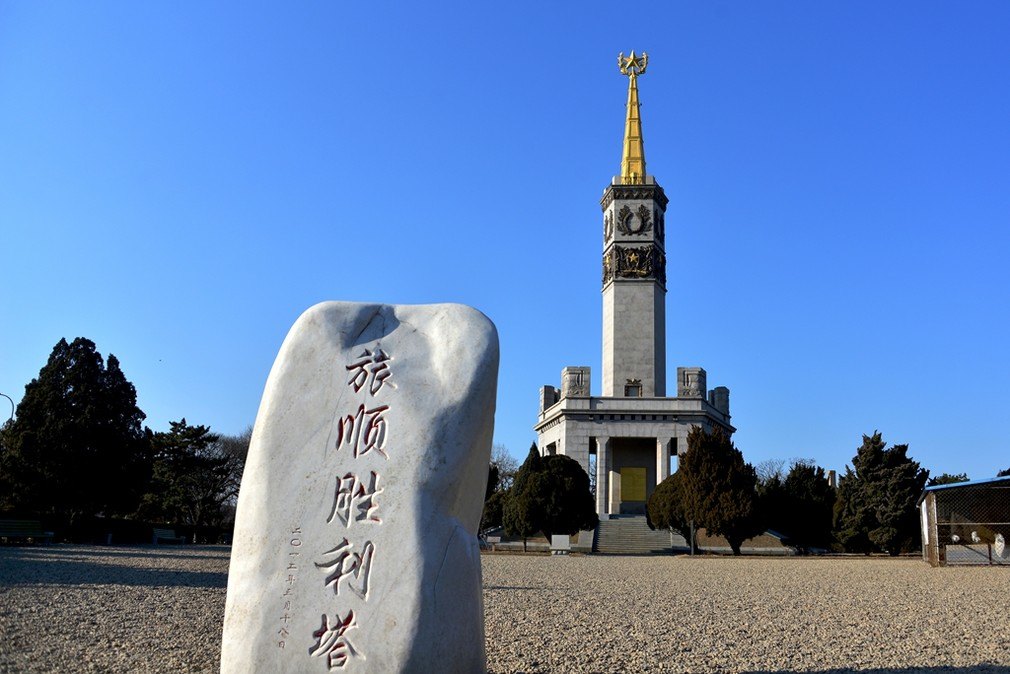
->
[618,51,648,185]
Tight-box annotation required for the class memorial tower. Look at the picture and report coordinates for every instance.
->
[602,51,668,398]
[535,53,735,522]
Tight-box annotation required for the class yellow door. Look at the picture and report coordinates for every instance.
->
[620,467,647,501]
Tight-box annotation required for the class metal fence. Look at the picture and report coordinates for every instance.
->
[921,477,1010,567]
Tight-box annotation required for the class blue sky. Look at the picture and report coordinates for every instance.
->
[2,3,1008,479]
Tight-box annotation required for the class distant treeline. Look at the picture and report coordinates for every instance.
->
[483,428,1008,556]
[0,337,250,543]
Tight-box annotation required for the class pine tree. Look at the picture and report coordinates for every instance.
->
[833,432,928,555]
[834,433,885,554]
[537,454,598,540]
[0,338,148,524]
[928,472,969,486]
[678,426,762,555]
[502,444,544,552]
[137,419,231,539]
[869,443,928,555]
[646,472,695,551]
[780,462,836,549]
[756,470,789,538]
[479,463,502,532]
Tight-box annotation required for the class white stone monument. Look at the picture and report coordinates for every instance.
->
[221,301,499,673]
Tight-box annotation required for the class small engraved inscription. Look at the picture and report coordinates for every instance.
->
[278,527,303,650]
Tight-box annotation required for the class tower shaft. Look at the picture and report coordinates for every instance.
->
[603,51,667,398]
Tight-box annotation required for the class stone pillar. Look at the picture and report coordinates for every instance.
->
[656,436,672,485]
[595,436,610,517]
[608,470,622,515]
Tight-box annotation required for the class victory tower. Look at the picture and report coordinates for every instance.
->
[602,51,668,398]
[535,53,735,526]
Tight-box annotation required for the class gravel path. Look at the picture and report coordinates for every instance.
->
[1,546,1008,673]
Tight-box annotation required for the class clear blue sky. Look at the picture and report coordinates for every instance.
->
[2,3,1008,479]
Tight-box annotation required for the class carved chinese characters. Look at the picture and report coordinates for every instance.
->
[309,347,392,667]
[222,302,498,674]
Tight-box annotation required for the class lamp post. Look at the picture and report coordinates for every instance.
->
[0,393,13,423]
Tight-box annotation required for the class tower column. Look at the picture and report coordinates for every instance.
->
[595,436,610,517]
[602,52,668,399]
[656,436,672,485]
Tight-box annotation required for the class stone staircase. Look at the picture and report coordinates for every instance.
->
[594,515,687,554]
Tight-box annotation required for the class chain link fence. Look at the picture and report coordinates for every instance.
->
[920,477,1010,567]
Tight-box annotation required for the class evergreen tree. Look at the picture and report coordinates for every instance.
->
[480,490,506,532]
[502,444,544,552]
[780,462,836,549]
[485,463,500,502]
[756,470,790,537]
[678,426,762,555]
[834,433,886,554]
[997,468,1010,478]
[137,419,233,540]
[928,472,969,486]
[833,432,928,555]
[537,454,598,539]
[646,472,696,551]
[0,338,148,524]
[480,462,502,532]
[869,443,928,554]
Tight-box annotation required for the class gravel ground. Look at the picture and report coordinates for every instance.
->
[2,546,1009,673]
[0,545,229,673]
[483,555,1010,674]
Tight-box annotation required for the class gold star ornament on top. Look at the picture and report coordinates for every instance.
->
[618,51,649,183]
[618,51,648,78]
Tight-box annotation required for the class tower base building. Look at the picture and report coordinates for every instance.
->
[534,52,734,518]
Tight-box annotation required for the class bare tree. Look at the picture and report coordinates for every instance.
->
[215,425,253,527]
[491,443,519,491]
[756,459,786,485]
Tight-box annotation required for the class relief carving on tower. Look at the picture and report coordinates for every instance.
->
[615,204,651,236]
[603,212,614,242]
[654,247,666,286]
[677,367,707,399]
[601,248,615,286]
[606,244,665,286]
[561,366,590,398]
[616,205,633,235]
[635,205,652,233]
[656,210,665,243]
[600,185,669,210]
[616,245,652,277]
